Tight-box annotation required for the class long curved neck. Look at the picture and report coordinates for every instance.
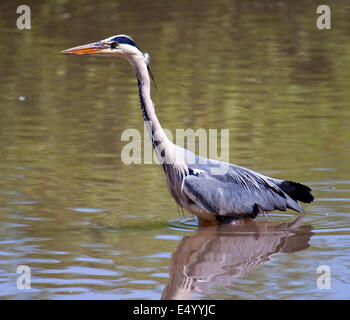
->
[126,54,188,206]
[127,54,173,161]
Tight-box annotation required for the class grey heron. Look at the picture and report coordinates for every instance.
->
[62,35,314,223]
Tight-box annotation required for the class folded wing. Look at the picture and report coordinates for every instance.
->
[183,162,305,218]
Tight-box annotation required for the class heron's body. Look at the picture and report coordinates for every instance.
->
[63,35,314,223]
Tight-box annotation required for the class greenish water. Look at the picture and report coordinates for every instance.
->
[0,0,350,299]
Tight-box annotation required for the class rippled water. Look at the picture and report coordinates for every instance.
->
[0,0,350,299]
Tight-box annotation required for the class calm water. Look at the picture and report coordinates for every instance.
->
[0,0,350,299]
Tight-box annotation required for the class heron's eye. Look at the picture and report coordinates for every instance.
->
[110,41,119,49]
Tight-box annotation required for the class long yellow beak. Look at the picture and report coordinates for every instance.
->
[61,42,105,55]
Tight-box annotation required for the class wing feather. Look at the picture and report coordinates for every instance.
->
[183,160,304,218]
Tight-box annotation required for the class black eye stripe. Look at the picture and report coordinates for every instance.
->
[110,36,141,51]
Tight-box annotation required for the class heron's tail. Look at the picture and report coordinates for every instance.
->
[278,180,314,204]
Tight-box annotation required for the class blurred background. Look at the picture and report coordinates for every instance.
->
[0,0,349,299]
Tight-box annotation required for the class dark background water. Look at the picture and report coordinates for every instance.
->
[0,0,349,299]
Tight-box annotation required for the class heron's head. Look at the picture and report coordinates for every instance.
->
[62,35,147,61]
[62,34,155,86]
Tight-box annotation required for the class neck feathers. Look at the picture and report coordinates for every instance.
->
[130,55,188,197]
[132,56,169,155]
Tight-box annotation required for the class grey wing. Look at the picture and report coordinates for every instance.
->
[183,162,304,218]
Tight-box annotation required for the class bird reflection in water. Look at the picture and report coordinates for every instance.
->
[162,216,313,300]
